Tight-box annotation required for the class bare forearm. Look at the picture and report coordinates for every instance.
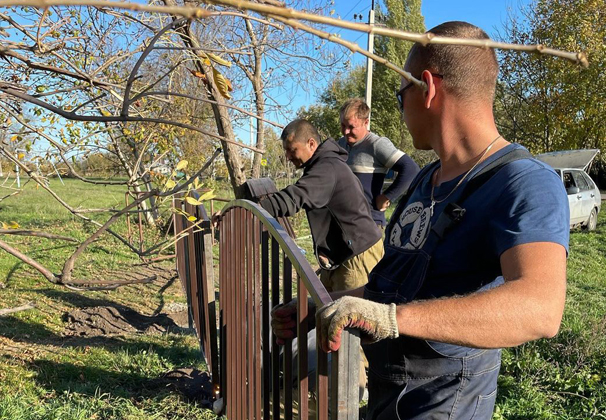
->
[396,275,565,348]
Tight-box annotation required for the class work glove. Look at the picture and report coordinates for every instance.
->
[316,296,398,353]
[271,297,315,345]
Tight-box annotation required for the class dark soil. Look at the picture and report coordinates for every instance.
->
[62,306,189,337]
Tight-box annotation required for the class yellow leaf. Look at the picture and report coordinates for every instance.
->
[207,53,231,67]
[185,196,203,206]
[176,160,188,171]
[212,68,231,99]
[9,221,19,229]
[101,110,111,117]
[17,153,24,160]
[199,190,215,201]
[187,215,197,222]
[10,135,18,142]
[165,179,176,189]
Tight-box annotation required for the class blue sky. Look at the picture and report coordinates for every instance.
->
[267,0,531,131]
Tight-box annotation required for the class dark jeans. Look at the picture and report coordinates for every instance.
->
[364,337,501,420]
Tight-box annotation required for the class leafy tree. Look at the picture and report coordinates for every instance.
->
[371,0,424,155]
[496,0,606,159]
[299,66,366,139]
[299,0,434,164]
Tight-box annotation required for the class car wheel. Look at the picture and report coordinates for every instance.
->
[584,208,598,231]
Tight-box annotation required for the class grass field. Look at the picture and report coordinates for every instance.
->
[1,179,606,419]
[0,179,214,420]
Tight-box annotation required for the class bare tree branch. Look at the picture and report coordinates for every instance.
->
[0,229,79,242]
[0,302,36,316]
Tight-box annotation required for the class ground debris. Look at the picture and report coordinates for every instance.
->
[149,368,215,407]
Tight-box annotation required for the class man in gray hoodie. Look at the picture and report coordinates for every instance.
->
[259,118,383,292]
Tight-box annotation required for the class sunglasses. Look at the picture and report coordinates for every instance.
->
[395,73,443,112]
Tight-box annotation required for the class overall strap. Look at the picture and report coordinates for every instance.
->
[431,148,533,240]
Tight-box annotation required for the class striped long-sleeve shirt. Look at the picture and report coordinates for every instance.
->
[338,132,420,226]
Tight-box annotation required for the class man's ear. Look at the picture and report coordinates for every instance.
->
[422,70,438,109]
[307,137,318,150]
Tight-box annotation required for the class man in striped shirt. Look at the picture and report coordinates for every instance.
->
[338,98,420,227]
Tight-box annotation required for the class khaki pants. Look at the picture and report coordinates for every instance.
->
[320,239,384,293]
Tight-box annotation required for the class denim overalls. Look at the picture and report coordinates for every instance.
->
[362,149,532,420]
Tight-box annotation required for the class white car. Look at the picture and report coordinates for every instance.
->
[536,149,601,231]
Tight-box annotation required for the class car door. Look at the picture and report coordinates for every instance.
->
[563,171,584,224]
[581,171,601,212]
[572,170,594,221]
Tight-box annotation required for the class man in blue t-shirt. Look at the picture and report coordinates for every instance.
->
[273,21,569,420]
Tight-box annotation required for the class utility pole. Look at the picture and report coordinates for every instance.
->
[365,0,375,129]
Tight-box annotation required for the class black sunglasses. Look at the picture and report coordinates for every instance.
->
[395,73,443,112]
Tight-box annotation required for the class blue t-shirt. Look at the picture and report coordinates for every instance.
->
[385,144,570,300]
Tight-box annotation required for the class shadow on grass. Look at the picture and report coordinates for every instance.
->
[0,315,202,368]
[24,358,182,399]
[3,262,22,286]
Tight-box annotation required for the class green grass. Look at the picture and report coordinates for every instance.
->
[495,221,606,419]
[0,179,213,419]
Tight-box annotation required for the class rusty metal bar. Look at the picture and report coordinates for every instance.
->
[254,216,262,420]
[219,206,227,404]
[246,210,255,420]
[239,207,247,420]
[298,279,309,420]
[236,208,244,420]
[185,202,202,350]
[198,204,219,391]
[261,226,271,419]
[223,209,230,419]
[228,209,235,419]
[271,236,280,419]
[318,344,329,420]
[283,255,293,420]
[181,217,194,331]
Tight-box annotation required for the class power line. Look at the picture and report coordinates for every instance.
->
[343,0,365,20]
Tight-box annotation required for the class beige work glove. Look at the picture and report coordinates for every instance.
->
[271,297,315,345]
[316,296,399,353]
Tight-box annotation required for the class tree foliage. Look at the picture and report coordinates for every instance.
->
[299,0,431,163]
[370,0,424,154]
[497,0,606,158]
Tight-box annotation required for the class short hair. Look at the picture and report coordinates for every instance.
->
[406,21,498,102]
[280,119,321,144]
[339,98,370,121]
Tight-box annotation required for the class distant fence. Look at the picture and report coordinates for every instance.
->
[173,194,361,419]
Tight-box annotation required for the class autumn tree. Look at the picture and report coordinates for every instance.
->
[299,0,430,163]
[497,0,606,157]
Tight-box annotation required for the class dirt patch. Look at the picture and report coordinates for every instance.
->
[62,306,189,337]
[149,368,215,407]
